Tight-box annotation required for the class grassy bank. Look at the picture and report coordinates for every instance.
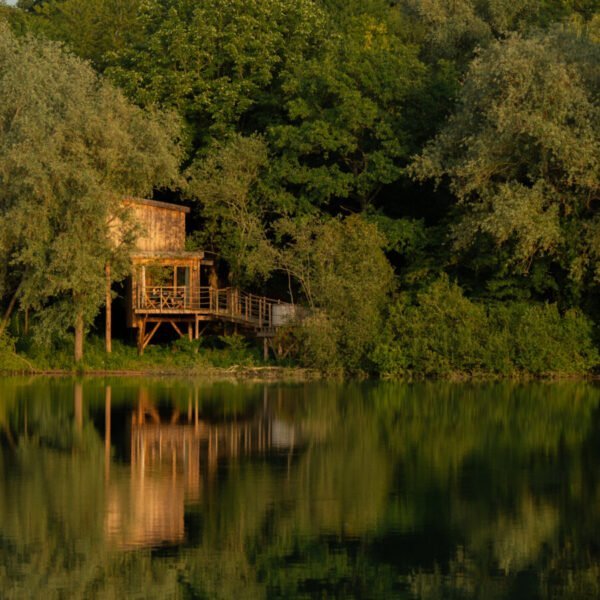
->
[0,335,321,380]
[2,281,599,381]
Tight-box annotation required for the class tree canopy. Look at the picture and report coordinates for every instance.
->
[411,25,600,298]
[0,22,181,359]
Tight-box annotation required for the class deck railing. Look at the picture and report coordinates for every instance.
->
[136,285,282,328]
[140,286,189,311]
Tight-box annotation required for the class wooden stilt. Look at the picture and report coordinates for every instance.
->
[188,321,193,341]
[137,318,145,355]
[194,388,199,432]
[105,263,112,354]
[263,337,269,361]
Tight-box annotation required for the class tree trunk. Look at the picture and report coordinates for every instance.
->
[74,312,84,362]
[105,263,112,354]
[0,282,23,338]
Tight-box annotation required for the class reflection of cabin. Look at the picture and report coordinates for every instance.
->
[119,199,295,354]
[104,388,298,549]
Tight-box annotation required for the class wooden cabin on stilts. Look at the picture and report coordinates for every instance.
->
[106,198,294,356]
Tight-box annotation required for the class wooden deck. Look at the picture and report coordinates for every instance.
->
[133,286,292,354]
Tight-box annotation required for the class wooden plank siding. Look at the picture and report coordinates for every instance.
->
[123,198,189,253]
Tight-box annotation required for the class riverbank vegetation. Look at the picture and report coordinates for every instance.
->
[0,1,598,377]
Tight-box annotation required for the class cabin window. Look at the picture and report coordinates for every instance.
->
[145,265,174,287]
[175,266,190,288]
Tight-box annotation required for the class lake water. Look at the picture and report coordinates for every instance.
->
[1,378,599,599]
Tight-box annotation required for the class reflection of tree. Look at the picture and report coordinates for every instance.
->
[1,379,600,598]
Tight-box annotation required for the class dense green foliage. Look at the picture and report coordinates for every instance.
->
[411,25,600,301]
[373,277,598,378]
[277,214,394,371]
[0,22,180,360]
[0,0,598,375]
[10,335,263,373]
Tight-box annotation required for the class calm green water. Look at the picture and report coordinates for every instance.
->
[1,378,600,599]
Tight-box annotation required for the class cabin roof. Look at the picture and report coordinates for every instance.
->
[125,197,191,214]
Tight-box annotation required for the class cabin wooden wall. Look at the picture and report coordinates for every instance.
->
[125,199,188,252]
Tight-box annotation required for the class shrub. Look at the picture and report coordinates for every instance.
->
[372,277,598,378]
[278,214,394,373]
[294,313,342,372]
[0,333,34,372]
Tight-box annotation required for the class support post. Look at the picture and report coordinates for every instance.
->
[263,337,268,361]
[137,318,145,355]
[105,263,112,354]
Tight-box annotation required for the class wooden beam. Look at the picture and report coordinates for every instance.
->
[170,320,184,337]
[143,321,162,349]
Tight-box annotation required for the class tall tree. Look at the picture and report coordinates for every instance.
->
[186,134,276,286]
[105,0,326,149]
[0,22,181,359]
[276,214,394,370]
[397,0,599,65]
[411,25,600,301]
[17,0,144,69]
[269,9,426,212]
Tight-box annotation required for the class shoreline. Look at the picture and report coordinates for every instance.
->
[0,365,325,381]
[0,366,597,382]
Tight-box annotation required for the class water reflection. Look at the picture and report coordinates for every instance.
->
[0,378,600,599]
[106,386,298,549]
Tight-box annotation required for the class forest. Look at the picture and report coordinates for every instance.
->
[0,0,598,376]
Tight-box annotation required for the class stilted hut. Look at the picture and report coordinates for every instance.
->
[109,198,294,355]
